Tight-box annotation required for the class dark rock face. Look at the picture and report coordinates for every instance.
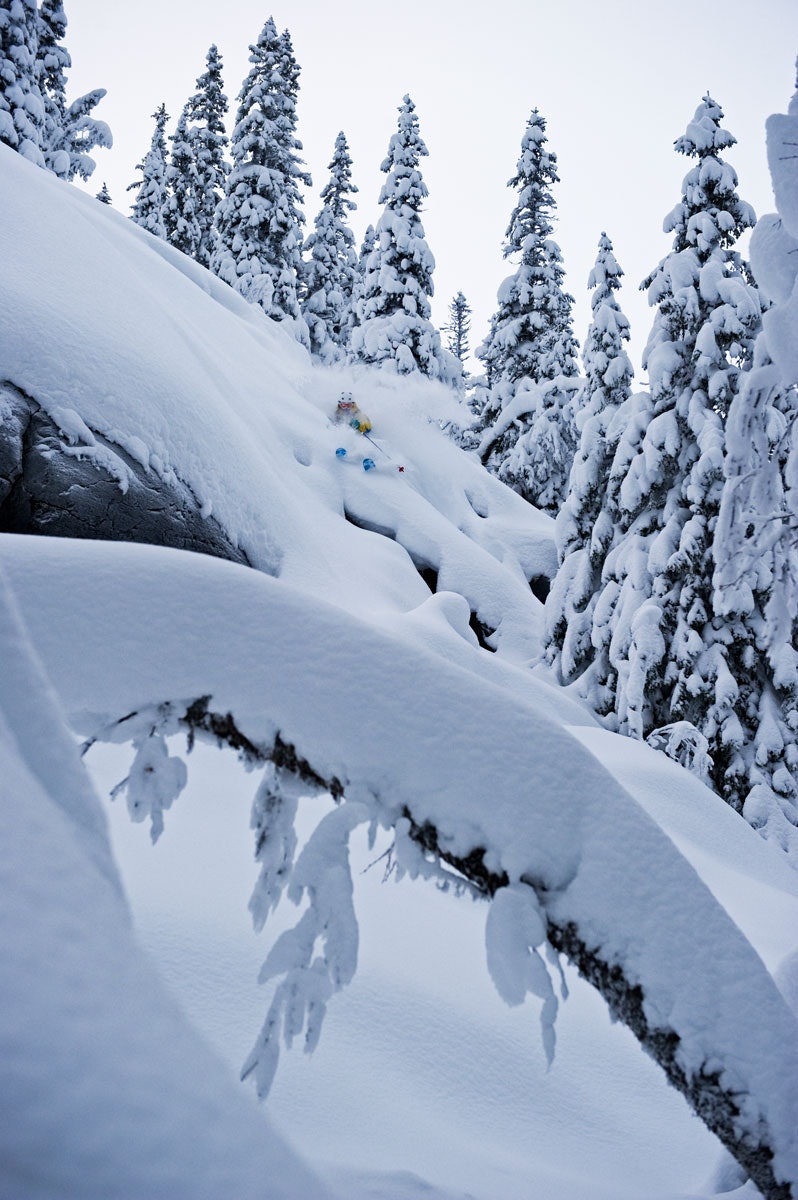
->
[0,382,249,566]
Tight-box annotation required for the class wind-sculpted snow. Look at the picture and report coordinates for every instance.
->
[3,534,797,1196]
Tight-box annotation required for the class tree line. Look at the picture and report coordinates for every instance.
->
[122,22,462,380]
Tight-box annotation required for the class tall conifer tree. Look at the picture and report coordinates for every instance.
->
[566,97,761,772]
[302,130,359,362]
[708,67,798,853]
[488,110,578,385]
[36,0,69,175]
[211,18,310,339]
[351,95,448,379]
[164,106,201,258]
[443,291,472,368]
[164,46,228,267]
[712,346,798,851]
[36,0,110,180]
[476,110,580,515]
[128,103,170,238]
[184,44,228,269]
[350,223,375,323]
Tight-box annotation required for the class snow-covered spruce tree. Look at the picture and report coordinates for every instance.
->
[0,0,45,167]
[476,109,580,516]
[183,44,228,269]
[579,96,761,771]
[211,18,310,340]
[36,0,110,181]
[163,106,202,259]
[443,291,472,369]
[350,94,449,379]
[544,232,634,682]
[95,180,111,204]
[709,65,798,856]
[128,103,170,239]
[301,130,359,362]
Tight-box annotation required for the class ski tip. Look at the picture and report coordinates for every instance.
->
[335,447,347,457]
[363,457,376,472]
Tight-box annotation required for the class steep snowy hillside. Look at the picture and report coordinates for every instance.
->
[0,144,553,658]
[1,144,797,1200]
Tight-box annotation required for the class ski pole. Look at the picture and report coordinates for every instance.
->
[362,431,390,459]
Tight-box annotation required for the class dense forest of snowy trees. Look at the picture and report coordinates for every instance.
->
[3,6,798,1198]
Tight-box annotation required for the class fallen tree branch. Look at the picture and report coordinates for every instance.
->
[402,810,790,1200]
[98,699,793,1200]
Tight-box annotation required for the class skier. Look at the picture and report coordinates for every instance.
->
[333,391,404,472]
[335,392,372,433]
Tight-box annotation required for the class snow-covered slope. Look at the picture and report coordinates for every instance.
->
[0,143,552,658]
[1,144,797,1200]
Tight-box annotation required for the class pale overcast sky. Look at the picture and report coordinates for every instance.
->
[64,0,798,376]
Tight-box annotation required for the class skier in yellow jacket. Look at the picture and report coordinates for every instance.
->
[335,392,372,433]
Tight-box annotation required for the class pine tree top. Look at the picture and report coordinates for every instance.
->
[231,17,309,186]
[127,103,169,205]
[253,15,278,53]
[641,94,761,419]
[378,94,429,210]
[319,130,357,219]
[588,232,623,295]
[675,93,736,157]
[189,44,228,132]
[582,231,633,394]
[504,109,559,258]
[658,95,756,257]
